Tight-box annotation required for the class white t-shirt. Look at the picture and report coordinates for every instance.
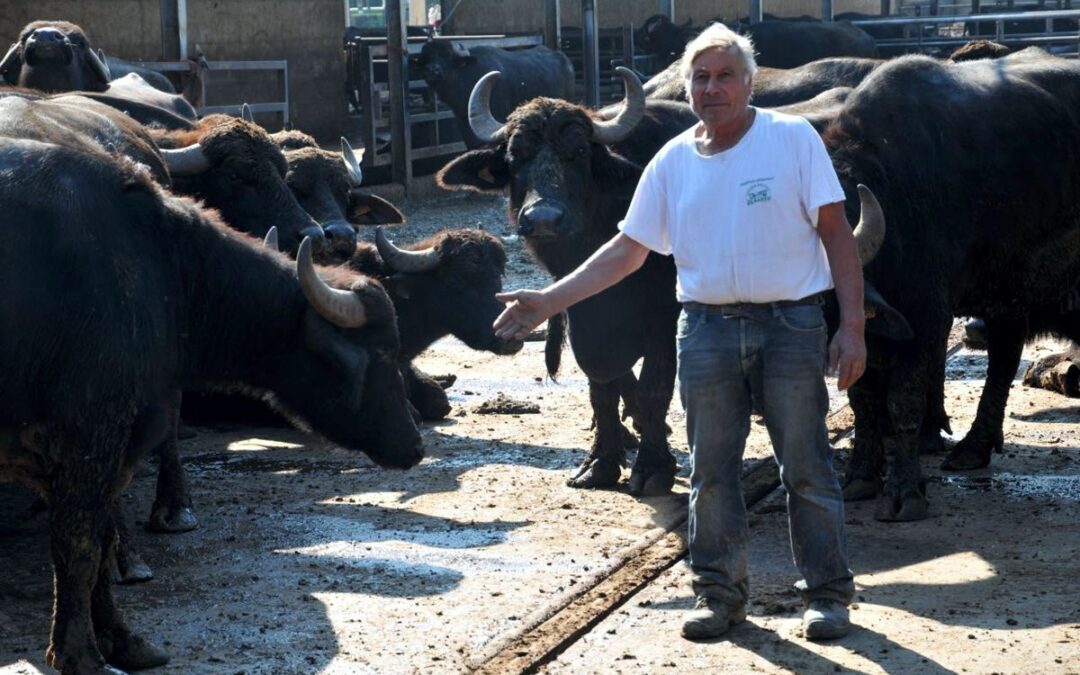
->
[619,107,845,305]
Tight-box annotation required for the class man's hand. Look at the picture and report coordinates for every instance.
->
[828,324,867,390]
[493,289,554,341]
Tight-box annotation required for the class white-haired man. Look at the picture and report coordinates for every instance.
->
[493,23,862,641]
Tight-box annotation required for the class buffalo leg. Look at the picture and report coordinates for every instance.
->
[148,392,197,533]
[919,339,952,455]
[843,368,886,501]
[616,372,642,449]
[402,363,452,421]
[627,342,677,497]
[568,378,625,489]
[942,317,1025,470]
[111,505,153,584]
[93,521,168,671]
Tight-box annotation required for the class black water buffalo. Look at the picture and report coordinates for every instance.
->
[825,50,1080,521]
[276,136,405,258]
[347,227,525,419]
[0,136,422,673]
[644,55,881,108]
[0,20,111,92]
[103,53,177,93]
[104,71,197,120]
[438,68,695,495]
[417,39,574,148]
[740,20,879,68]
[151,114,327,255]
[635,14,697,65]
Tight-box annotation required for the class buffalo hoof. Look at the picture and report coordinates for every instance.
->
[962,318,988,351]
[108,632,169,671]
[842,477,881,502]
[627,467,675,497]
[873,491,929,522]
[111,552,154,585]
[432,373,457,389]
[567,456,621,489]
[940,444,992,471]
[148,504,198,533]
[918,429,945,455]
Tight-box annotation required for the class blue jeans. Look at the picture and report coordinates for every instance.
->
[677,301,854,609]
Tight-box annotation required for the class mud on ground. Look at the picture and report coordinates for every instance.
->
[1,192,1078,674]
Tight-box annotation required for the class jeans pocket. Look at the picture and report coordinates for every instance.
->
[677,310,704,341]
[776,305,825,333]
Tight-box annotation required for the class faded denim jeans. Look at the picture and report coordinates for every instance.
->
[677,300,855,610]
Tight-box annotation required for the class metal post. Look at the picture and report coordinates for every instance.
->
[386,0,412,187]
[749,0,763,23]
[880,0,890,15]
[929,0,940,15]
[582,0,600,107]
[822,0,833,21]
[161,0,180,59]
[178,0,188,60]
[544,0,561,51]
[622,23,635,72]
[660,0,674,20]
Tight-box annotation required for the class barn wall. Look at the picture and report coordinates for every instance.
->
[0,0,348,144]
[446,0,888,34]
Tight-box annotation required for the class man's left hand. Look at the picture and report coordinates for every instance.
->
[829,324,866,391]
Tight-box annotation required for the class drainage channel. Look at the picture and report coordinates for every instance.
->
[470,332,969,674]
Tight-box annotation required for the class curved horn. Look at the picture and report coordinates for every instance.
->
[160,143,212,176]
[340,137,364,186]
[852,184,886,265]
[375,226,440,274]
[263,226,279,251]
[0,43,20,76]
[297,237,368,328]
[591,67,646,145]
[468,70,507,145]
[241,102,254,123]
[88,47,112,83]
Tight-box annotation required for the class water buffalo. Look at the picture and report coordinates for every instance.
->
[0,136,422,673]
[0,20,111,92]
[438,68,696,495]
[739,20,879,68]
[635,14,697,65]
[417,39,575,148]
[350,227,525,419]
[825,50,1080,521]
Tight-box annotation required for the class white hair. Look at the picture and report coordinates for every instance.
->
[679,22,758,82]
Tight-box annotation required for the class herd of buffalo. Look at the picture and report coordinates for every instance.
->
[2,12,1080,674]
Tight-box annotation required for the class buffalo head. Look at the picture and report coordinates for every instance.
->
[1,21,110,93]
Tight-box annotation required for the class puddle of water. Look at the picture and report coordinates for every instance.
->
[937,473,1080,502]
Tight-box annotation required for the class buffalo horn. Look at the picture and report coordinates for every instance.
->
[0,43,20,75]
[467,71,507,145]
[297,237,368,328]
[590,67,646,145]
[340,137,364,186]
[852,184,885,265]
[160,143,212,176]
[241,102,254,123]
[89,47,112,83]
[263,226,279,251]
[375,226,440,273]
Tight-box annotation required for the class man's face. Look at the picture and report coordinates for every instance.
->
[688,48,753,130]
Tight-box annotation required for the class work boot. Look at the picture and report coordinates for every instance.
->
[681,597,746,640]
[803,599,851,640]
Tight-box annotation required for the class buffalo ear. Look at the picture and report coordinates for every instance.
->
[863,282,913,341]
[590,146,643,199]
[0,43,22,85]
[437,148,510,193]
[303,311,369,405]
[346,189,405,225]
[380,273,414,300]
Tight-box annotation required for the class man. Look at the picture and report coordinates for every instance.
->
[493,23,863,641]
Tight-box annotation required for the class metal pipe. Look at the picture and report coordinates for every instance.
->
[582,0,599,107]
[660,0,674,20]
[544,0,561,51]
[823,0,833,21]
[386,0,412,186]
[749,0,763,23]
[178,0,188,60]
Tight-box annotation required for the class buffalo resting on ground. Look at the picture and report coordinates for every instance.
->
[825,50,1080,521]
[417,39,575,149]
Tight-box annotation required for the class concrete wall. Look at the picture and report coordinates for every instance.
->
[0,0,348,143]
[446,0,889,34]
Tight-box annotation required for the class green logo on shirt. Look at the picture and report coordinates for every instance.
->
[746,182,772,205]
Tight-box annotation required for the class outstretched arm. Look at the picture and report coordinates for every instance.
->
[493,233,651,341]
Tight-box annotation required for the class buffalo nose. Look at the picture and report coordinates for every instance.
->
[518,202,563,237]
[29,29,65,44]
[324,222,358,254]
